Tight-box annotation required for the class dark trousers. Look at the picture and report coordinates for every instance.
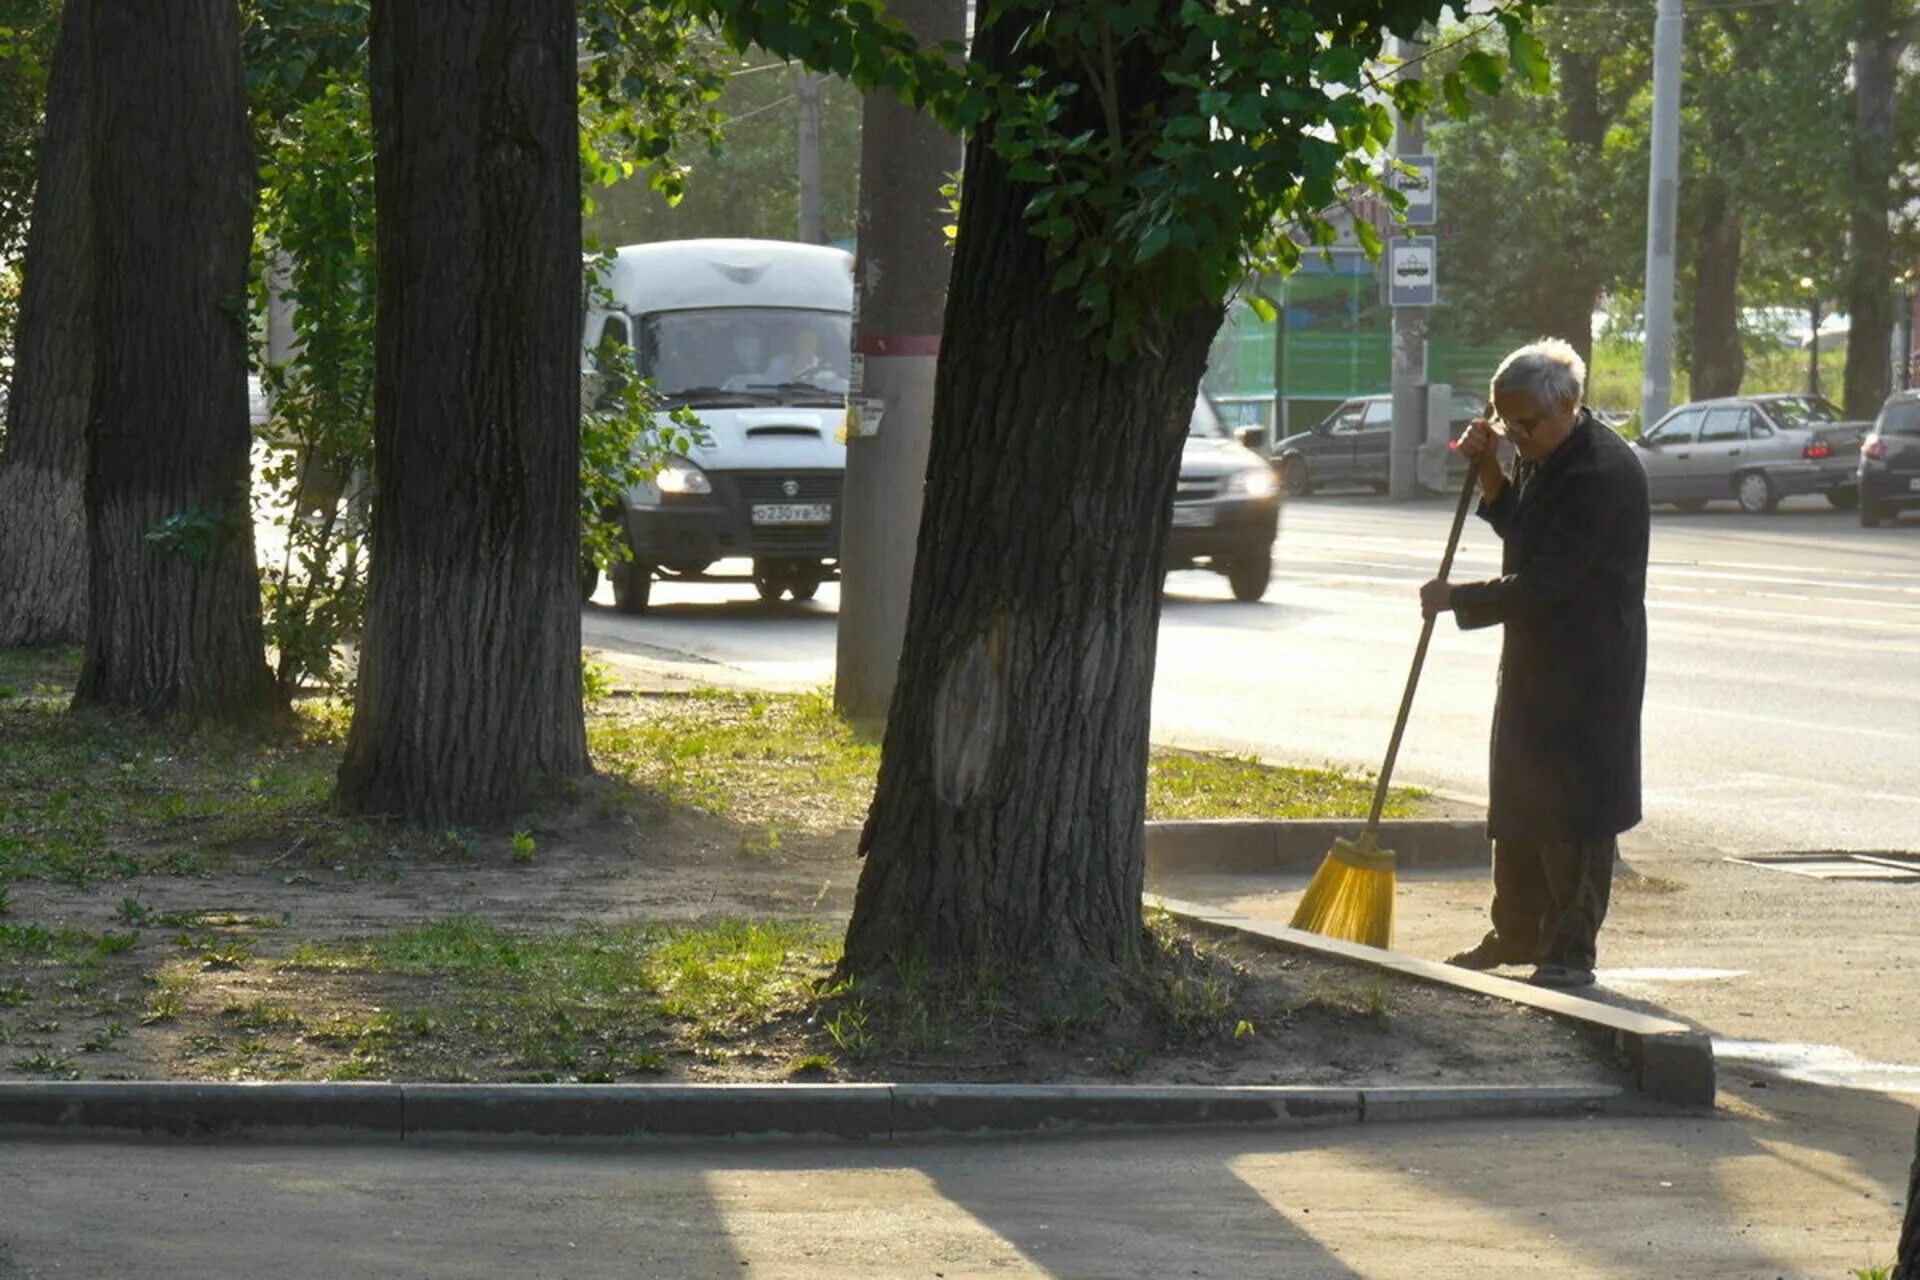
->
[1487,837,1616,970]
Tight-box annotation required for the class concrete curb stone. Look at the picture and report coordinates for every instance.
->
[0,1080,1624,1144]
[1149,894,1716,1107]
[1145,819,1489,876]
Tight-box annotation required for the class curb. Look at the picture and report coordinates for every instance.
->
[1146,819,1488,876]
[1151,895,1715,1107]
[0,1081,1625,1144]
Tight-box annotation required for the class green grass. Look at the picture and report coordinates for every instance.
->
[593,689,1422,830]
[278,915,841,1078]
[0,649,345,887]
[1587,335,1853,426]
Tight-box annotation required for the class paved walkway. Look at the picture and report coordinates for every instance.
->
[2,1075,1909,1278]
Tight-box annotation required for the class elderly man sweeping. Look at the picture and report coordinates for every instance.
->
[1419,339,1651,990]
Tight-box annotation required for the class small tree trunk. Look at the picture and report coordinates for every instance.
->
[76,0,277,723]
[0,0,92,650]
[1842,0,1902,420]
[336,0,588,823]
[1688,180,1745,400]
[1897,1115,1920,1278]
[841,3,1223,990]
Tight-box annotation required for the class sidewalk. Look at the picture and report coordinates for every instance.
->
[2,1075,1906,1278]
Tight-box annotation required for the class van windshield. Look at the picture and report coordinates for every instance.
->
[639,307,852,407]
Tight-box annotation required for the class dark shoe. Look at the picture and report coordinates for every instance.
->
[1446,936,1522,971]
[1527,963,1596,990]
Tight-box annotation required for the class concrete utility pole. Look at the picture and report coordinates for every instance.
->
[796,68,823,244]
[1388,32,1427,501]
[1640,0,1684,427]
[833,0,966,725]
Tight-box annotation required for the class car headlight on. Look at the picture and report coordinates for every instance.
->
[654,457,712,496]
[1224,466,1279,499]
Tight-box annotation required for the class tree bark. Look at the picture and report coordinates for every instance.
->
[840,2,1224,989]
[76,0,277,723]
[1842,0,1902,420]
[0,0,92,650]
[1548,48,1609,374]
[1898,1115,1920,1279]
[1688,179,1745,399]
[336,0,588,824]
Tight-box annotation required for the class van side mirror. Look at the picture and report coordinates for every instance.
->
[1234,426,1264,450]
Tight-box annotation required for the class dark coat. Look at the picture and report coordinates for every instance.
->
[1450,411,1651,842]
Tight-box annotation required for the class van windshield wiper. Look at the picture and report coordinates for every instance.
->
[656,385,772,409]
[743,382,849,406]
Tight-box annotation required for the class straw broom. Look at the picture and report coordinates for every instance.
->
[1290,460,1482,948]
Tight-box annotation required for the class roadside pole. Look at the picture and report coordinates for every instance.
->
[796,68,823,244]
[832,0,966,725]
[1388,33,1429,500]
[1640,0,1684,427]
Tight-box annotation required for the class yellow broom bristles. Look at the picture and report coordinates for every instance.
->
[1288,831,1396,948]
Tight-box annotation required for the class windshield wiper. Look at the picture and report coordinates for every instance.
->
[743,381,849,405]
[657,385,773,408]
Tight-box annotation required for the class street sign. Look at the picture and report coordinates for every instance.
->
[1396,155,1437,226]
[1388,236,1436,308]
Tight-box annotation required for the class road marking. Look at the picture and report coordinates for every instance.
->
[1644,702,1920,745]
[1713,1039,1920,1094]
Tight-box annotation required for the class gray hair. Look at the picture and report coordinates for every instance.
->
[1491,339,1586,409]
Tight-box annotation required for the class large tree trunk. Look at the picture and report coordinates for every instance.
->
[1688,179,1745,399]
[0,0,92,649]
[75,0,277,722]
[1899,1116,1920,1279]
[1842,0,1903,420]
[336,0,588,823]
[1548,48,1610,374]
[841,4,1224,989]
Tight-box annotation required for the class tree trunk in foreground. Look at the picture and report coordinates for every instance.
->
[76,0,277,722]
[0,0,92,649]
[841,2,1224,988]
[1688,179,1745,400]
[1842,0,1902,420]
[337,0,588,823]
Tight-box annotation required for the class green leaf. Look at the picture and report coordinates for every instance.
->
[1136,224,1173,263]
[1441,70,1474,120]
[1459,51,1506,98]
[1507,28,1551,93]
[1244,293,1277,323]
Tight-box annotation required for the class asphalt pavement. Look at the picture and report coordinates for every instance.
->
[585,491,1920,858]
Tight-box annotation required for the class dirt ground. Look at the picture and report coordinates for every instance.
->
[0,792,1627,1091]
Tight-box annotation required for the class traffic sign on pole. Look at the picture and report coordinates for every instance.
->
[1388,236,1437,308]
[1397,155,1437,226]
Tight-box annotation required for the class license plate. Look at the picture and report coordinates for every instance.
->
[751,502,832,526]
[1171,505,1215,528]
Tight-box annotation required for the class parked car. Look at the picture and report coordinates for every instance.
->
[1859,390,1920,527]
[1630,394,1866,514]
[1269,392,1480,496]
[1169,395,1281,601]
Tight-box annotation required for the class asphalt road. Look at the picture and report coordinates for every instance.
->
[584,491,1920,858]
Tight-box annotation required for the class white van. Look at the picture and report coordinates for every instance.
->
[585,238,854,612]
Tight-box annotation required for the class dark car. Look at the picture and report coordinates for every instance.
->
[1632,394,1866,514]
[1167,396,1281,601]
[1859,390,1920,527]
[1269,392,1479,496]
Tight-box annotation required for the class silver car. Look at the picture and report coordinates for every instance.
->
[1630,394,1867,514]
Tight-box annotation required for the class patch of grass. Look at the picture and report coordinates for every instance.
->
[0,651,346,887]
[284,916,841,1079]
[143,963,196,1024]
[589,689,1422,830]
[1297,977,1394,1020]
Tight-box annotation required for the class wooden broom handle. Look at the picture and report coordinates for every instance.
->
[1364,462,1481,833]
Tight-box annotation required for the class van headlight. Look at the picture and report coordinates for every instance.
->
[1225,466,1279,499]
[654,457,712,496]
